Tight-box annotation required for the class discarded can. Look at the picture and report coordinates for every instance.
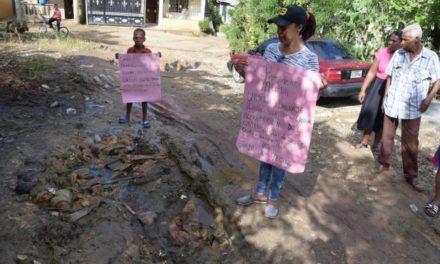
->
[409,203,418,214]
[66,108,77,115]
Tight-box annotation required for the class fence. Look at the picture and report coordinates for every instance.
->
[20,2,55,23]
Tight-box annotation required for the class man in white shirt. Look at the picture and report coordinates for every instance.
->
[378,24,440,191]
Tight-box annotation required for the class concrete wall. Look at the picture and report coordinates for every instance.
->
[160,18,200,32]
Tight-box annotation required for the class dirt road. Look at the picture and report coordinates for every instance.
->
[0,23,439,263]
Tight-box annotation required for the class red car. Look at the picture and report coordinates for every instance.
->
[227,38,372,97]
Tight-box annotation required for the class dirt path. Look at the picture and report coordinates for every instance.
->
[1,24,439,263]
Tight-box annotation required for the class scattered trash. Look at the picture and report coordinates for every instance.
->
[66,108,77,115]
[93,76,103,86]
[123,203,136,215]
[65,197,101,222]
[85,100,103,112]
[16,254,28,262]
[137,211,157,225]
[108,126,123,135]
[94,134,102,143]
[409,203,419,214]
[49,101,60,108]
[41,84,50,90]
[34,189,54,203]
[180,194,187,200]
[47,187,57,194]
[105,159,124,171]
[49,189,73,210]
[50,211,60,217]
[368,187,378,192]
[105,160,131,171]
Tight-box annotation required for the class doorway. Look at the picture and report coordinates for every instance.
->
[64,0,74,19]
[146,0,158,24]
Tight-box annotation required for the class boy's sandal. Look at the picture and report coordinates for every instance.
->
[142,119,151,128]
[424,201,439,217]
[118,116,129,124]
[236,194,267,205]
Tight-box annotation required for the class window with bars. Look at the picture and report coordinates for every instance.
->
[169,0,189,12]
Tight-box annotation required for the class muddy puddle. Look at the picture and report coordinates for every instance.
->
[12,124,236,263]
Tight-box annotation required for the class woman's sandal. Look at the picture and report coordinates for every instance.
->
[424,201,439,217]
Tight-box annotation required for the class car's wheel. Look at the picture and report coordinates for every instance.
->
[231,66,244,83]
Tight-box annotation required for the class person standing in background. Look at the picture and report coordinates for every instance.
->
[376,24,440,192]
[355,30,402,149]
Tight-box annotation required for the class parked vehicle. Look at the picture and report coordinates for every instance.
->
[226,38,372,97]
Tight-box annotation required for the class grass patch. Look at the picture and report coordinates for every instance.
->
[18,56,49,81]
[35,36,99,52]
[1,33,99,53]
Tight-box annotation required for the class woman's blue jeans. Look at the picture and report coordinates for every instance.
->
[256,162,286,200]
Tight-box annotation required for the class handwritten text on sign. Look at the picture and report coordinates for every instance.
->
[236,58,321,173]
[119,53,161,103]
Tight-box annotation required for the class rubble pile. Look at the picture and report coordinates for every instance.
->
[22,133,167,220]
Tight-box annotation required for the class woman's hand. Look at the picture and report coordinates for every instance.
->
[319,74,328,90]
[358,91,366,103]
[234,61,247,79]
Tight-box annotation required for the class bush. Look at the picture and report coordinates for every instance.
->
[207,1,223,32]
[198,19,212,34]
[223,0,280,53]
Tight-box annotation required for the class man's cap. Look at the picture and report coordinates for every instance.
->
[268,5,307,27]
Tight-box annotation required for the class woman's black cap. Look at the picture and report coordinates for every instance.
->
[268,5,307,27]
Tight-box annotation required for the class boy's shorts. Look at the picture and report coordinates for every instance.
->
[433,145,440,168]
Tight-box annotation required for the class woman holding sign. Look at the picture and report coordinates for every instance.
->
[235,5,320,218]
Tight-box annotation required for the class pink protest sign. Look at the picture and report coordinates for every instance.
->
[119,53,161,103]
[236,58,321,173]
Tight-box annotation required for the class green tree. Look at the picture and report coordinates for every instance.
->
[224,0,440,59]
[207,1,223,33]
[309,0,440,59]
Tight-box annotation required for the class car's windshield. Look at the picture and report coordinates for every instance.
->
[305,40,354,60]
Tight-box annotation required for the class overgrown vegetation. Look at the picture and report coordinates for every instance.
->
[223,0,440,60]
[199,19,212,34]
[207,1,223,33]
[19,56,48,81]
[199,1,223,34]
[0,34,99,54]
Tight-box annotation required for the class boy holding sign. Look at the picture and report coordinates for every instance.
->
[117,28,158,128]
